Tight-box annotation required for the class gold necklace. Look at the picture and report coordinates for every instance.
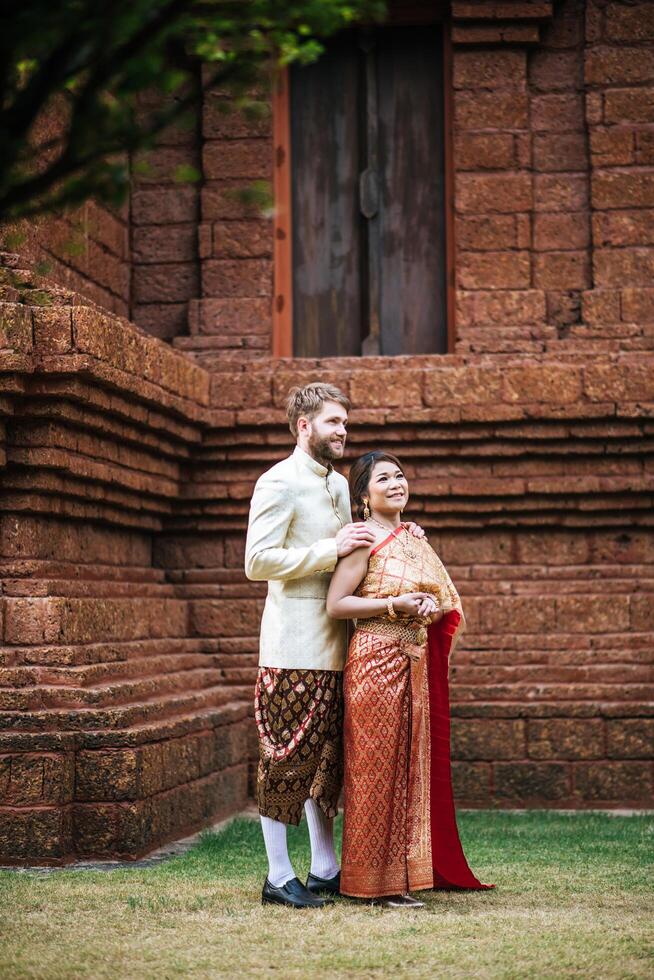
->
[367,517,418,560]
[368,516,398,534]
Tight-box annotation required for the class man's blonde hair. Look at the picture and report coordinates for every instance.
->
[285,382,351,438]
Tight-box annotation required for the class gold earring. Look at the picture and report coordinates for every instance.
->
[363,499,370,520]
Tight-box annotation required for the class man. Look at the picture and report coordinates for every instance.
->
[245,382,371,908]
[245,382,422,909]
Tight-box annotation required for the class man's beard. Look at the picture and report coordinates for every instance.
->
[308,431,345,464]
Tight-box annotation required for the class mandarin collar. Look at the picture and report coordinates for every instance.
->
[293,445,332,477]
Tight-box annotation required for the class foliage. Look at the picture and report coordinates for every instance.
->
[0,0,386,220]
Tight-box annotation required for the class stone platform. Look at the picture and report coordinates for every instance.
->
[1,253,653,864]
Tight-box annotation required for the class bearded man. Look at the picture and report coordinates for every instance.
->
[245,382,423,908]
[244,382,362,908]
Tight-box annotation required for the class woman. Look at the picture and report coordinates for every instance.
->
[326,451,493,908]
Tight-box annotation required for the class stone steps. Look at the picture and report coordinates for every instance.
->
[9,419,184,481]
[454,647,653,665]
[450,663,653,685]
[0,682,248,732]
[3,676,648,726]
[17,395,196,460]
[450,682,654,702]
[165,568,253,585]
[0,652,216,688]
[1,579,180,599]
[1,595,189,648]
[169,576,654,598]
[464,631,653,650]
[0,637,210,668]
[0,665,227,711]
[383,566,646,581]
[0,699,251,752]
[0,561,167,584]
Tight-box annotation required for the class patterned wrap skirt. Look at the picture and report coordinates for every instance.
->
[341,626,433,898]
[254,667,343,825]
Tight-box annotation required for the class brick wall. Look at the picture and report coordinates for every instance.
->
[3,201,131,320]
[454,0,592,352]
[179,69,274,359]
[1,267,653,863]
[1,0,653,864]
[0,258,252,863]
[176,0,654,362]
[1,83,202,342]
[0,91,131,318]
[130,83,202,341]
[585,0,654,346]
[5,0,652,362]
[199,354,653,810]
[164,309,654,815]
[9,0,651,361]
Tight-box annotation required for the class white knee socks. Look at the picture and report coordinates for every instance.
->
[260,802,339,887]
[304,797,340,880]
[260,815,295,887]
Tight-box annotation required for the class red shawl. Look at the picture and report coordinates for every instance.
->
[427,610,495,890]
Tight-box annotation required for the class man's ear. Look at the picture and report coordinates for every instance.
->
[297,415,311,436]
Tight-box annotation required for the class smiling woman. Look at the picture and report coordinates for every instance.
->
[327,451,493,906]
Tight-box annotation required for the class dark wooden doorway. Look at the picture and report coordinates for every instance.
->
[289,24,447,358]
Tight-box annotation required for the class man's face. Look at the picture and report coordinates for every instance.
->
[304,400,348,462]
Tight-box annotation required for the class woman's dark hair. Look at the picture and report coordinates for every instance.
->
[348,451,405,520]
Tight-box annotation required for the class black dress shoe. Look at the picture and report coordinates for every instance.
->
[306,870,341,897]
[261,877,334,909]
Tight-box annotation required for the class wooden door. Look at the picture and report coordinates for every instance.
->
[290,24,446,358]
[290,33,362,357]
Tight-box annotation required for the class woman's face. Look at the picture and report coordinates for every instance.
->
[367,460,409,516]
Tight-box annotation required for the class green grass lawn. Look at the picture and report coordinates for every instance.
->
[1,811,652,979]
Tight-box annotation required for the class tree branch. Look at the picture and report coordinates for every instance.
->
[0,59,248,219]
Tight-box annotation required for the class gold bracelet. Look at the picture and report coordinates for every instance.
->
[386,596,397,620]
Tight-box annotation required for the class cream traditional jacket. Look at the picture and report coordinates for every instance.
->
[245,446,352,671]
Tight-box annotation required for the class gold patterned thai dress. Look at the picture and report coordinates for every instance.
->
[341,524,492,899]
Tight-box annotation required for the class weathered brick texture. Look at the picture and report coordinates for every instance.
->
[184,74,273,355]
[2,260,653,862]
[452,0,595,355]
[3,203,130,319]
[1,0,654,865]
[0,267,249,863]
[130,84,202,340]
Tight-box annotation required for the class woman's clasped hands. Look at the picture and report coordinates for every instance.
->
[391,592,444,624]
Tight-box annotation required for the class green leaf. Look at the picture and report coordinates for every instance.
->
[0,0,389,220]
[174,164,201,184]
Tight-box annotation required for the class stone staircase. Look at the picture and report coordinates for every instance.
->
[1,253,653,865]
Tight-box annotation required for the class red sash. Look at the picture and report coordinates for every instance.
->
[427,611,495,890]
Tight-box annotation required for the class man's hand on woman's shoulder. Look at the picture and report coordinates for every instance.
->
[335,522,377,557]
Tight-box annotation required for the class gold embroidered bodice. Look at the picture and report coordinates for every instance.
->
[354,527,463,648]
[357,527,460,607]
